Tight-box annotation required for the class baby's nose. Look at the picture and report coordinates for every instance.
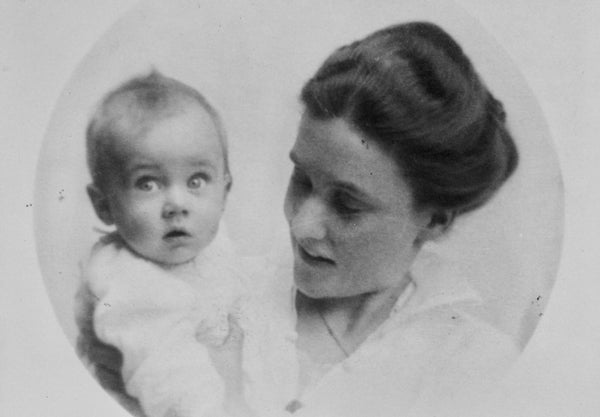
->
[162,202,188,218]
[162,189,189,218]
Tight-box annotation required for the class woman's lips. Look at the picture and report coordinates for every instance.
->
[297,245,335,267]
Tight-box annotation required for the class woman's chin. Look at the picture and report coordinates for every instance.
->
[293,267,333,299]
[294,269,358,300]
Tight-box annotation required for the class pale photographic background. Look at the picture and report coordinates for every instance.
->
[1,1,598,416]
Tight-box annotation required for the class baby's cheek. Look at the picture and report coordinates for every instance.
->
[122,209,158,245]
[196,206,223,241]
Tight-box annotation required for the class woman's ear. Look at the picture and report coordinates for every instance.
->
[87,184,114,226]
[415,209,455,245]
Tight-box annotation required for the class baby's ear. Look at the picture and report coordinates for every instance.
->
[415,209,455,245]
[87,184,114,225]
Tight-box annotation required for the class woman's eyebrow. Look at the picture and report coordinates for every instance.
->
[290,150,377,202]
[332,181,371,201]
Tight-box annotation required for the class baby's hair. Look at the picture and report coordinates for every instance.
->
[86,70,229,191]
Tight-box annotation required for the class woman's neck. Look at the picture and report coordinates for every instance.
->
[296,275,412,356]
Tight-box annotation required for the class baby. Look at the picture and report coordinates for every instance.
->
[77,71,244,417]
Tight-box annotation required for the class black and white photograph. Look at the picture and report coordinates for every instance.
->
[1,1,598,416]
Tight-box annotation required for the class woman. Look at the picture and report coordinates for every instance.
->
[79,21,520,417]
[273,20,519,416]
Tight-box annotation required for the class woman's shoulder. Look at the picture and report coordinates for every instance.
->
[362,295,518,365]
[309,297,519,417]
[296,301,518,417]
[396,248,518,352]
[396,306,520,415]
[402,301,519,360]
[385,280,519,368]
[357,290,520,415]
[356,249,520,388]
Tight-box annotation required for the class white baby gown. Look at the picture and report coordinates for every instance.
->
[80,230,245,417]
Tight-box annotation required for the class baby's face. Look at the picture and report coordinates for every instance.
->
[104,104,229,265]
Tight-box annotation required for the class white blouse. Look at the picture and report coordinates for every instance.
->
[240,248,520,417]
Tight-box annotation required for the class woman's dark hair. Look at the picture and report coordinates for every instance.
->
[301,22,518,215]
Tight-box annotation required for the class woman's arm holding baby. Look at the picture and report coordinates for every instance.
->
[74,282,145,416]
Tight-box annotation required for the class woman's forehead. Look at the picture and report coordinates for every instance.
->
[292,116,410,198]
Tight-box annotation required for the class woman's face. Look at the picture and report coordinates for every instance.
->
[284,114,432,299]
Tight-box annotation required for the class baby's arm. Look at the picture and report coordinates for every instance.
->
[126,316,226,417]
[92,273,230,417]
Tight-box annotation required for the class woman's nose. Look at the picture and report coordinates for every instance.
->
[162,188,189,219]
[289,197,327,242]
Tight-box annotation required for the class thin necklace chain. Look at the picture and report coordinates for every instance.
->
[317,308,350,358]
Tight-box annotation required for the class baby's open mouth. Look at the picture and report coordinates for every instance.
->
[163,229,191,239]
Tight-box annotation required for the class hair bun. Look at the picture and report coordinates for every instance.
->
[301,21,519,215]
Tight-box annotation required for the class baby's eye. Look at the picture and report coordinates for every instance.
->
[135,177,159,192]
[188,174,208,189]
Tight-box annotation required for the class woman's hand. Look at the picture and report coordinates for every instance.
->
[75,283,144,415]
[77,326,126,393]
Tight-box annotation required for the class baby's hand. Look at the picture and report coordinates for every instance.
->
[207,314,243,387]
[195,315,231,348]
[206,315,254,417]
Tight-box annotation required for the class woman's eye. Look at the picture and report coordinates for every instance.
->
[135,178,159,192]
[188,175,207,189]
[332,194,363,216]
